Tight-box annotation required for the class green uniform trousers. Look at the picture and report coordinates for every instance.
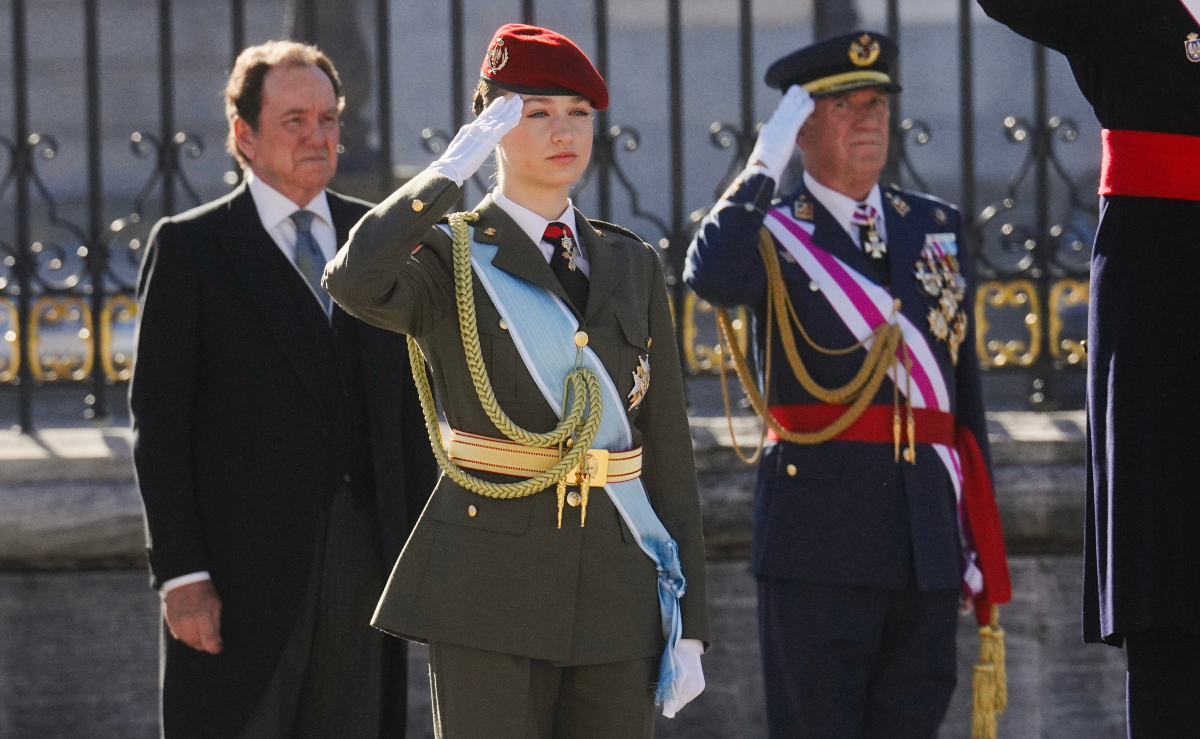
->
[237,489,386,739]
[427,640,658,739]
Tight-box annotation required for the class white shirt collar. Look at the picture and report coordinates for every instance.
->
[245,168,334,233]
[803,171,887,245]
[491,189,579,250]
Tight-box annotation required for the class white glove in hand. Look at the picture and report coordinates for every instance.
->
[661,638,706,719]
[746,85,815,184]
[427,95,524,186]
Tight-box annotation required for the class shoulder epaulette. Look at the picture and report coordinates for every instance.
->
[587,219,650,247]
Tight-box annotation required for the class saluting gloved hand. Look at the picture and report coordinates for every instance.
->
[662,638,706,718]
[427,95,525,186]
[745,84,815,185]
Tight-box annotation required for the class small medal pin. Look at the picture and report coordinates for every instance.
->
[561,234,579,271]
[628,355,650,410]
[1187,33,1200,63]
[864,224,887,259]
[793,196,814,222]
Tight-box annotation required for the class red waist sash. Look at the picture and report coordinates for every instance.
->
[767,404,956,445]
[1100,129,1200,202]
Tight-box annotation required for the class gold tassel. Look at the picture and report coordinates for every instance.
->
[989,605,1007,712]
[556,479,567,530]
[972,605,1007,739]
[893,410,902,462]
[906,410,916,464]
[971,662,998,739]
[579,475,590,528]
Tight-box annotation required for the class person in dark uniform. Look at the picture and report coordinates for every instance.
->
[685,32,1011,739]
[130,41,437,739]
[322,25,710,738]
[975,2,1200,735]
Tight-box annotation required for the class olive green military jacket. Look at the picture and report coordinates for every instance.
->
[322,170,710,665]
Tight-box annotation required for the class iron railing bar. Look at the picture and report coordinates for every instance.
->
[159,0,176,216]
[85,0,109,421]
[959,0,976,247]
[12,0,33,432]
[739,0,754,163]
[450,0,465,209]
[522,0,535,25]
[595,0,611,220]
[377,0,394,197]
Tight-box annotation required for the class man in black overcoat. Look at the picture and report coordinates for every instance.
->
[977,2,1200,735]
[129,41,436,739]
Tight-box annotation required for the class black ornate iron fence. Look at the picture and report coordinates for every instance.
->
[1,0,1094,433]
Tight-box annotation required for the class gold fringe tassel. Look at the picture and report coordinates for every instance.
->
[971,605,1007,739]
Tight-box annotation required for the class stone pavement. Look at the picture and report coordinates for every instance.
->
[0,558,1125,739]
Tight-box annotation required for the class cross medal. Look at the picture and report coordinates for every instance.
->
[863,220,886,259]
[561,234,579,271]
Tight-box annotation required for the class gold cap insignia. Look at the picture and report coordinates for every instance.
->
[849,34,881,68]
[487,38,509,74]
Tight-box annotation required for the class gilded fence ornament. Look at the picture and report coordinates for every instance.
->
[101,295,138,381]
[682,291,749,374]
[0,298,18,383]
[1049,279,1089,366]
[29,296,94,382]
[974,280,1041,367]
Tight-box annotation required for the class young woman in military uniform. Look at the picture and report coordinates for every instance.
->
[322,24,709,739]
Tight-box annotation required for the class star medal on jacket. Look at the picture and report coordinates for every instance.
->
[1187,33,1200,63]
[915,234,968,364]
[628,355,650,410]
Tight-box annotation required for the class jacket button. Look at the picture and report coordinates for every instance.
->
[467,505,477,518]
[499,319,508,330]
[786,464,797,477]
[411,199,425,212]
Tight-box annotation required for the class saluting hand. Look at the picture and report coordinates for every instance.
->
[747,84,815,184]
[429,95,525,186]
[163,579,224,655]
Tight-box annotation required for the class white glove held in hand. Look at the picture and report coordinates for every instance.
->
[661,638,706,719]
[746,85,815,184]
[427,95,524,186]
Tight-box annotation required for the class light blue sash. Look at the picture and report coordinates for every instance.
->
[439,224,687,704]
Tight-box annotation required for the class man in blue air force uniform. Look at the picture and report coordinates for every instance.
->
[685,32,1009,739]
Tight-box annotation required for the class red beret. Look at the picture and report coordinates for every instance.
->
[480,24,609,111]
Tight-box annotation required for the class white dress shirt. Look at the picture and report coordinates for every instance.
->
[803,171,888,248]
[491,189,590,279]
[159,171,337,598]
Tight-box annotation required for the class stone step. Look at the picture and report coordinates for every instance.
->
[0,412,1088,569]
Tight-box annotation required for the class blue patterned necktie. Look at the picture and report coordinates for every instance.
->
[289,209,333,317]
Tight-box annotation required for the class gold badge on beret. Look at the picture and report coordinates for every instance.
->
[849,34,881,67]
[487,38,509,73]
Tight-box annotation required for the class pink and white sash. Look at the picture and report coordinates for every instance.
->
[763,206,984,595]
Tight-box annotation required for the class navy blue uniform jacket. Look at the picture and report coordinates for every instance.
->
[685,174,990,593]
[978,0,1200,644]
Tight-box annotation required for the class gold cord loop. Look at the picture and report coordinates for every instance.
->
[406,212,604,514]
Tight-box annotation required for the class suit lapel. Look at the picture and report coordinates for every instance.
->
[472,195,573,308]
[573,209,628,321]
[217,185,326,403]
[882,189,924,302]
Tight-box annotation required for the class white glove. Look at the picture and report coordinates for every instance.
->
[661,638,706,718]
[746,85,815,184]
[427,95,524,186]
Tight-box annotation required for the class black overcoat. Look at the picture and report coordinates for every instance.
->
[978,0,1200,645]
[129,183,437,738]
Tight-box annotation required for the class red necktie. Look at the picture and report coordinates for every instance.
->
[544,222,589,313]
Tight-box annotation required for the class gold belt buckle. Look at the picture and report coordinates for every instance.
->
[565,448,609,486]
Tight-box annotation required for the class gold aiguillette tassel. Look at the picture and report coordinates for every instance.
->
[893,411,902,463]
[556,479,567,530]
[579,476,589,528]
[906,410,917,465]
